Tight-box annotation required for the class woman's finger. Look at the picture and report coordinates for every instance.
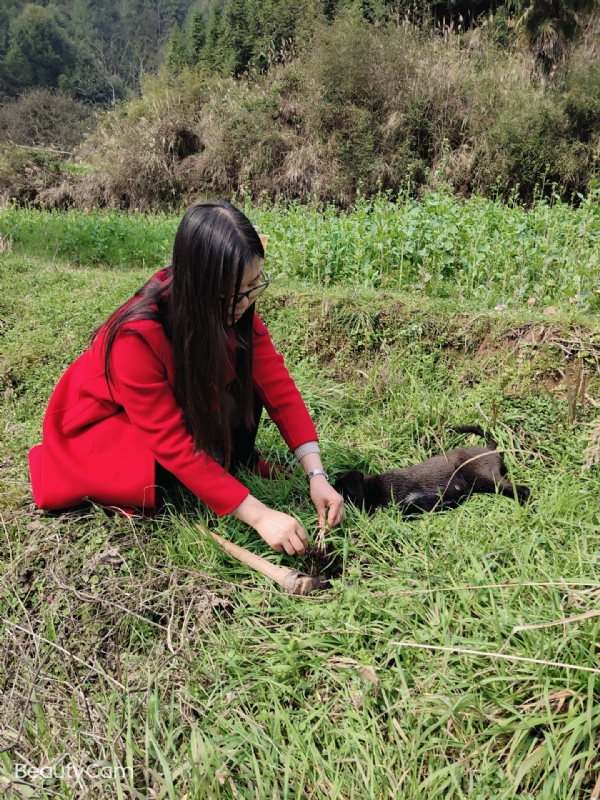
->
[283,539,296,556]
[327,497,345,526]
[291,532,306,555]
[313,498,326,527]
[295,525,308,549]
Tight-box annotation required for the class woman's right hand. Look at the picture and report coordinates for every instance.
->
[232,495,308,555]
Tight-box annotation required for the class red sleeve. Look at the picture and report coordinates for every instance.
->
[110,328,249,516]
[252,314,318,450]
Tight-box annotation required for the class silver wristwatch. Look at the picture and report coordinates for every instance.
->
[307,468,329,481]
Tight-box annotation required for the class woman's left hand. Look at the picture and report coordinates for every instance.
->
[310,475,345,528]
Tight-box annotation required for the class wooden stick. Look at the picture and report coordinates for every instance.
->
[196,524,329,596]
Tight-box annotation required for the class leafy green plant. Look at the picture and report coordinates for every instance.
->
[3,189,600,308]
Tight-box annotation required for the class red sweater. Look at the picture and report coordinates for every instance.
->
[28,284,318,515]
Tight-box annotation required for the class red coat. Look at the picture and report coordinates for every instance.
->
[28,280,318,516]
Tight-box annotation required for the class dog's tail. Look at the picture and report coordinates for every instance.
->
[450,425,497,450]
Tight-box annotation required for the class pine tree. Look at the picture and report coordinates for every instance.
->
[165,24,190,74]
[222,0,253,75]
[203,2,226,71]
[189,5,207,64]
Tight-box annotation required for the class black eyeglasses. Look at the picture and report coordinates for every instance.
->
[233,273,270,305]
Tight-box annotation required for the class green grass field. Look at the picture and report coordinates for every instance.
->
[2,189,600,309]
[1,206,600,798]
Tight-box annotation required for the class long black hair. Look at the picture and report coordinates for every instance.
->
[97,200,264,467]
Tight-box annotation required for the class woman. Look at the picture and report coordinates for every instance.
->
[29,200,344,556]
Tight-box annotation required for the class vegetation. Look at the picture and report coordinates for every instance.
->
[2,191,600,307]
[0,89,95,152]
[0,0,200,104]
[2,238,600,797]
[0,1,599,208]
[2,2,600,793]
[512,0,600,88]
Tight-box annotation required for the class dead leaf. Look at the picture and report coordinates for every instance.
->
[521,689,575,712]
[195,592,233,628]
[358,665,378,686]
[17,568,34,592]
[84,547,124,572]
[327,656,359,667]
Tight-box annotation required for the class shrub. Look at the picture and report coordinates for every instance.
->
[79,98,203,209]
[0,88,94,151]
[0,145,65,204]
[3,12,600,209]
[563,60,600,143]
[481,89,591,202]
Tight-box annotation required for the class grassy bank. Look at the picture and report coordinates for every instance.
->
[2,191,600,308]
[2,252,600,798]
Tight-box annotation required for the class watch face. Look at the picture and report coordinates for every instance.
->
[309,469,328,480]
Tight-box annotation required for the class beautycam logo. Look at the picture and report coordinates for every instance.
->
[14,762,132,783]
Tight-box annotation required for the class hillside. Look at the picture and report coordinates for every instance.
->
[1,2,599,208]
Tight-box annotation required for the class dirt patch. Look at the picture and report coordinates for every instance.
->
[301,540,344,581]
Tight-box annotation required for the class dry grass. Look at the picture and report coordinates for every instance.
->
[6,14,598,211]
[0,232,12,253]
[583,419,600,468]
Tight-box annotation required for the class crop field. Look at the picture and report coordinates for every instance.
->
[1,201,600,799]
[2,189,600,308]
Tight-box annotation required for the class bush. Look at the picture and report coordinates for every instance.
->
[0,145,65,204]
[480,91,591,202]
[0,88,94,151]
[563,61,600,143]
[2,12,600,209]
[73,94,203,210]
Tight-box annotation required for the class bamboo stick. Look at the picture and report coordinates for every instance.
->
[197,524,328,595]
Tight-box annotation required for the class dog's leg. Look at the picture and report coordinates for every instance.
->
[450,426,498,450]
[495,477,530,505]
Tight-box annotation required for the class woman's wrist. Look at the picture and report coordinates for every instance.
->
[298,451,325,476]
[232,494,268,526]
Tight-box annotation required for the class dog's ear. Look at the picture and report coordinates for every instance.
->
[334,470,365,507]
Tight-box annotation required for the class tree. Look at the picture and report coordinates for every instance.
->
[3,4,77,95]
[512,0,600,89]
[0,6,10,61]
[202,2,226,71]
[222,0,254,75]
[189,4,207,63]
[165,24,190,73]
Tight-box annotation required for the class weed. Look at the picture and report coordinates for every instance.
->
[2,254,600,798]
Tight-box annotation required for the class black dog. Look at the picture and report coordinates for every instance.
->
[334,426,530,514]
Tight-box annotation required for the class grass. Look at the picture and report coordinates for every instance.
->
[1,245,600,798]
[1,188,600,308]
